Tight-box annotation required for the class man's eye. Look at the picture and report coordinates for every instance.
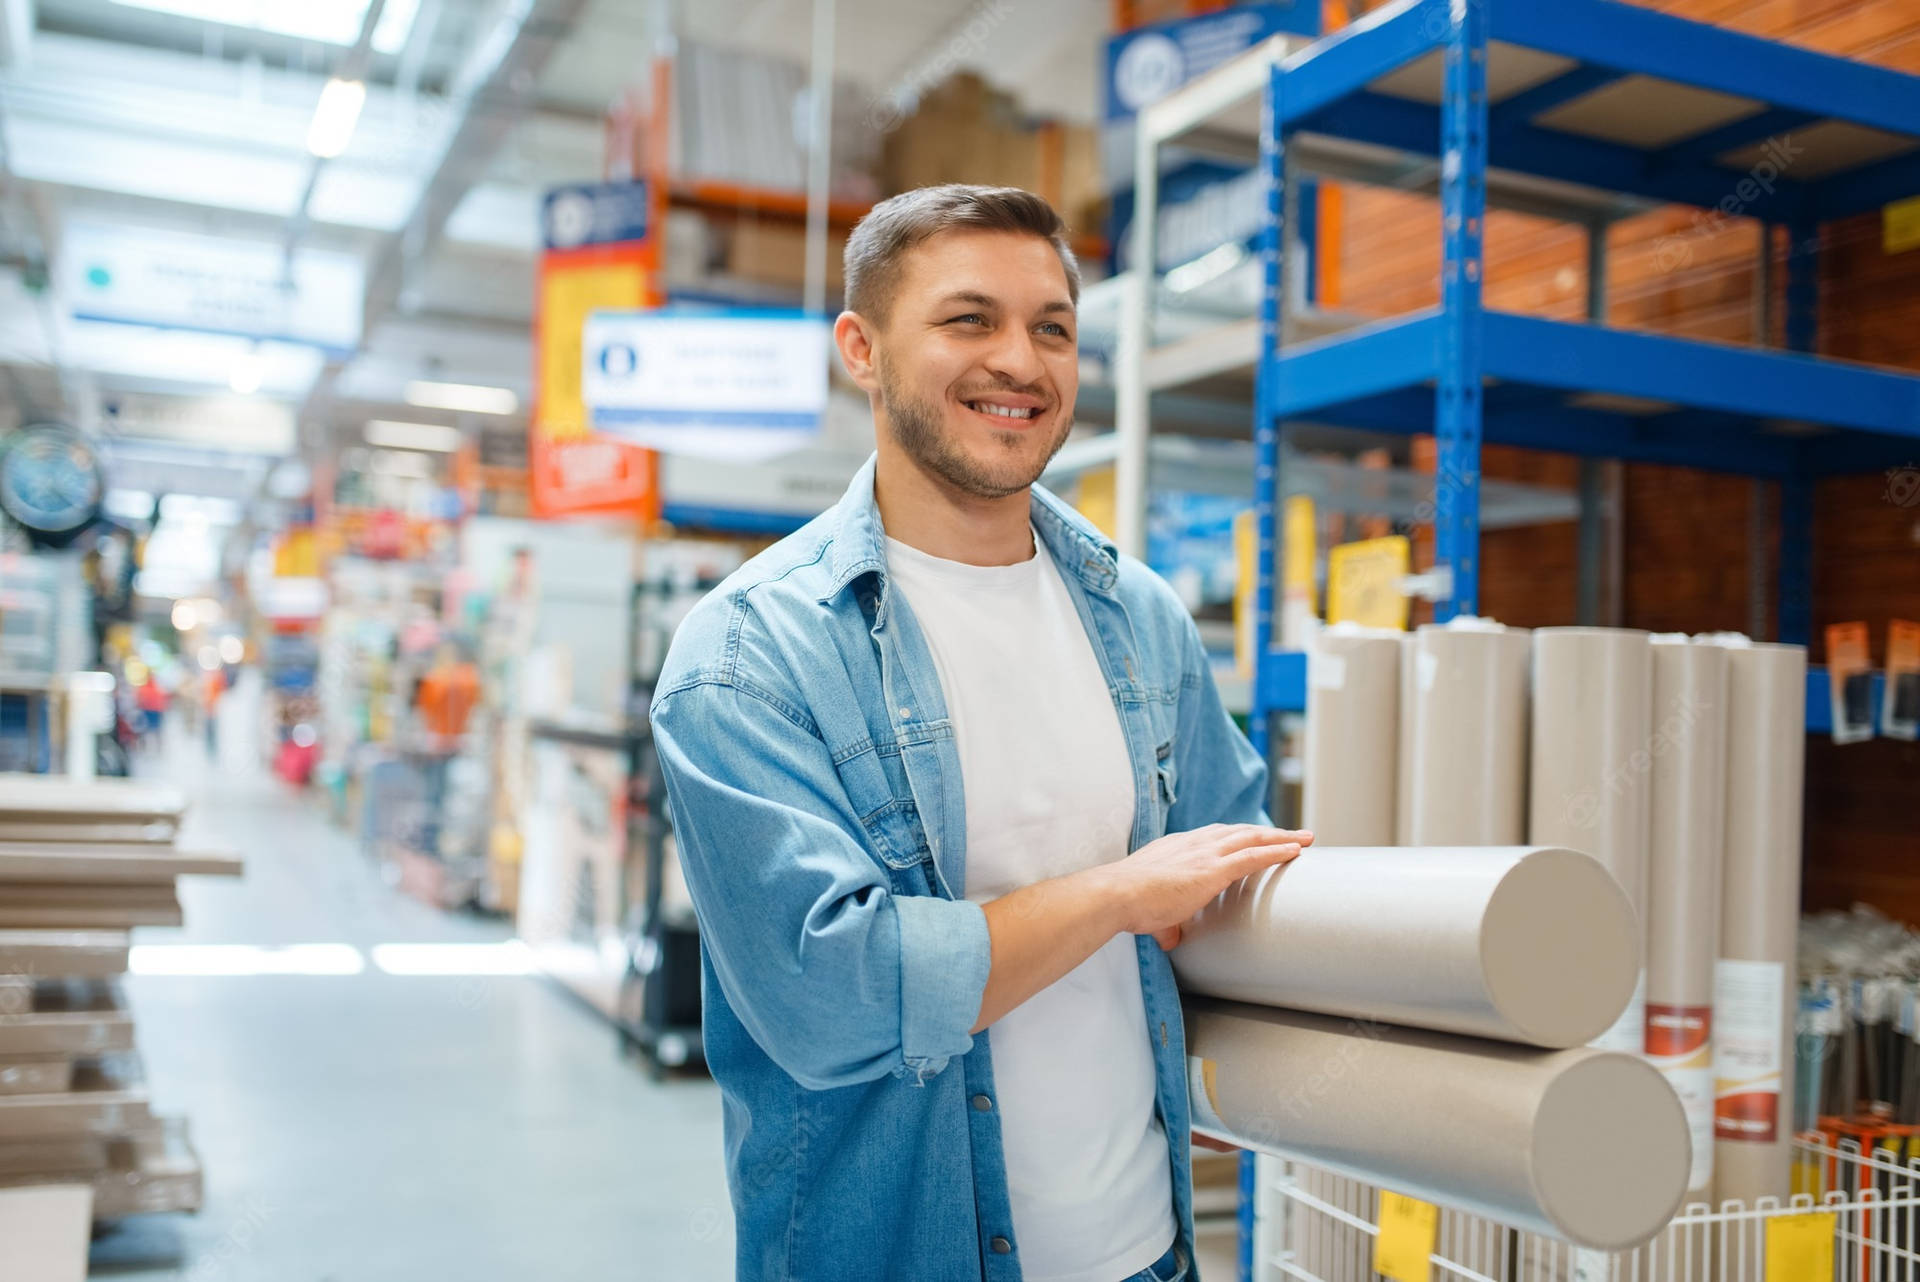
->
[947,313,988,326]
[1038,322,1071,338]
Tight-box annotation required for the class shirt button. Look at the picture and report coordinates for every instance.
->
[990,1236,1012,1254]
[898,707,911,720]
[972,1094,992,1111]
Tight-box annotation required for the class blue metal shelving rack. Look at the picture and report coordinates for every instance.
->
[1238,2,1920,1279]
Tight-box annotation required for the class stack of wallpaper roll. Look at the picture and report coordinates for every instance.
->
[1173,843,1691,1251]
[1228,623,1809,1266]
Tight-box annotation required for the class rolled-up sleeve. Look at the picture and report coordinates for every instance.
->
[652,677,989,1091]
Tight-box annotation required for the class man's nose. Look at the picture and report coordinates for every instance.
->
[982,327,1047,386]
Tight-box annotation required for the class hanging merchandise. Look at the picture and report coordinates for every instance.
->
[1396,618,1530,846]
[1713,639,1808,1207]
[1172,845,1638,1048]
[1302,626,1400,846]
[1185,999,1691,1251]
[1824,622,1875,744]
[1528,627,1654,1057]
[1643,636,1731,1206]
[1883,620,1919,740]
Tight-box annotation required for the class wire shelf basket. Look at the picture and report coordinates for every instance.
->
[1256,1135,1920,1282]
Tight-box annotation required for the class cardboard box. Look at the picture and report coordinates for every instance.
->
[0,1120,199,1219]
[0,933,131,980]
[0,982,135,1059]
[725,220,847,291]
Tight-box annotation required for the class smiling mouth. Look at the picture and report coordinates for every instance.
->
[963,400,1043,422]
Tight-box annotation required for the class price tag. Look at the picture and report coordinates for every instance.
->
[1373,1191,1438,1282]
[1765,1211,1836,1282]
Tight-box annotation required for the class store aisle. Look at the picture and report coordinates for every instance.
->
[97,732,734,1281]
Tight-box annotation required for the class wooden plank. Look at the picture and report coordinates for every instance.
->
[0,777,185,824]
[0,934,129,980]
[0,844,241,883]
[0,982,135,1060]
[0,1060,149,1140]
[0,1058,75,1097]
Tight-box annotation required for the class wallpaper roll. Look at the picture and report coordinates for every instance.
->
[1528,628,1653,1055]
[1398,622,1531,845]
[1645,638,1730,1204]
[1187,999,1692,1251]
[1714,642,1807,1207]
[1172,846,1638,1049]
[1303,630,1401,846]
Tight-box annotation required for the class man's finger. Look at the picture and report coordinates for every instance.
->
[1224,842,1301,878]
[1151,924,1182,951]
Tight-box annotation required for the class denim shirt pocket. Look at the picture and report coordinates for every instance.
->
[858,796,937,896]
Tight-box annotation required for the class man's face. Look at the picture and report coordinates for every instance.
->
[859,230,1078,500]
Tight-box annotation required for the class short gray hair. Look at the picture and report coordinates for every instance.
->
[842,184,1081,326]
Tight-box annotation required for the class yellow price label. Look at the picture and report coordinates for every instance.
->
[1765,1211,1836,1282]
[1373,1191,1438,1282]
[1327,535,1411,629]
[1886,195,1920,255]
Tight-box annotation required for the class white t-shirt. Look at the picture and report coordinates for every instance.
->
[885,528,1176,1282]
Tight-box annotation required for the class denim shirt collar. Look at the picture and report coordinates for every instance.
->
[817,452,1121,608]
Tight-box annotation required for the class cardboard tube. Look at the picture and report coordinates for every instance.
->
[1714,642,1806,1207]
[1172,846,1638,1048]
[1398,622,1530,846]
[1187,999,1692,1251]
[1528,628,1653,1055]
[1303,630,1401,845]
[1645,638,1729,1204]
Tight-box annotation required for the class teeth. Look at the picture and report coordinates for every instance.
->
[970,402,1035,420]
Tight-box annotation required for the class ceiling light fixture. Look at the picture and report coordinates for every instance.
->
[307,76,367,159]
[229,348,264,395]
[403,379,519,416]
[365,419,464,452]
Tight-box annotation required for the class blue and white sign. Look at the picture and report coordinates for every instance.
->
[582,310,832,463]
[542,180,651,251]
[1103,3,1313,123]
[61,223,363,355]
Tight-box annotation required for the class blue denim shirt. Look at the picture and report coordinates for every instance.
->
[651,454,1269,1282]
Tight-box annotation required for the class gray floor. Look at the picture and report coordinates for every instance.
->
[96,735,734,1281]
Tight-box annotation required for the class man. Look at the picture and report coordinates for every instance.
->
[653,184,1311,1282]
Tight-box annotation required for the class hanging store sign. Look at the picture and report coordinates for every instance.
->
[99,393,297,456]
[542,180,652,251]
[60,224,363,355]
[532,180,662,521]
[581,310,831,463]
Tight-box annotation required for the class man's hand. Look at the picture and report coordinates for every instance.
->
[1105,823,1313,945]
[1191,1131,1241,1153]
[972,824,1310,1033]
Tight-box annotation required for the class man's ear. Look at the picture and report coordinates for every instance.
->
[834,310,882,395]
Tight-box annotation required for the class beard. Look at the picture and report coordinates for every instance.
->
[876,354,1073,501]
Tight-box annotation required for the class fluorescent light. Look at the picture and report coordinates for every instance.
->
[307,77,367,159]
[366,419,464,452]
[129,943,367,976]
[109,0,420,51]
[404,379,519,416]
[229,349,264,395]
[218,635,245,664]
[370,941,537,976]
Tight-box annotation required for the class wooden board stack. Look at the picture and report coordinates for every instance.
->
[0,775,241,1222]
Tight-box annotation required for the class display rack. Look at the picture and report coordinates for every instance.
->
[1114,3,1920,1279]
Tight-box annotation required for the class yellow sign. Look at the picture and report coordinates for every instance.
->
[1283,494,1316,610]
[1764,1211,1835,1282]
[1076,466,1117,540]
[535,253,651,444]
[1327,535,1410,629]
[1233,509,1256,679]
[1373,1191,1438,1282]
[1885,195,1920,254]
